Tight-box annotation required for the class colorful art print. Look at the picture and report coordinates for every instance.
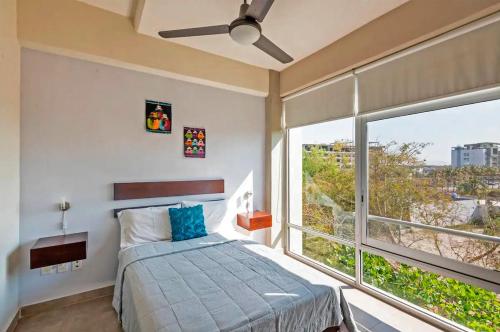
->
[145,100,172,134]
[184,127,206,158]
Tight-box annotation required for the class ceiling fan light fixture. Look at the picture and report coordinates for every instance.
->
[229,20,261,45]
[158,0,294,63]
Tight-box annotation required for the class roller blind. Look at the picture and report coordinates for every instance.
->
[357,16,500,114]
[284,74,354,128]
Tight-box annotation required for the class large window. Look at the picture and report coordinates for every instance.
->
[287,99,500,332]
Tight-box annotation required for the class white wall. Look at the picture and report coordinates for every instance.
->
[0,0,21,330]
[20,49,265,305]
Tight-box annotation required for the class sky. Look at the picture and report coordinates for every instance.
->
[295,99,500,165]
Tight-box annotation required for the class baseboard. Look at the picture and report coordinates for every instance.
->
[20,285,114,318]
[5,309,20,332]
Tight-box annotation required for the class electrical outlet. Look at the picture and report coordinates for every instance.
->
[41,265,57,275]
[57,263,70,273]
[71,260,83,271]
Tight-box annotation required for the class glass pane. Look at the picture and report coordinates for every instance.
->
[368,218,499,271]
[362,252,500,332]
[289,118,355,242]
[367,100,500,270]
[289,228,355,277]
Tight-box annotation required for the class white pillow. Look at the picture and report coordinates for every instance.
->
[117,204,181,249]
[182,200,227,233]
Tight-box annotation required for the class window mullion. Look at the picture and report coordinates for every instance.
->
[354,115,364,286]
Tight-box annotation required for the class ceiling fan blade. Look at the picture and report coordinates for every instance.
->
[159,25,229,38]
[246,0,274,22]
[253,35,293,64]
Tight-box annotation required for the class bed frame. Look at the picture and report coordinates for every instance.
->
[113,179,224,217]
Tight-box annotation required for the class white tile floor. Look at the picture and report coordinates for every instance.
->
[341,286,442,332]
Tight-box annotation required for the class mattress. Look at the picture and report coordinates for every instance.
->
[113,233,358,332]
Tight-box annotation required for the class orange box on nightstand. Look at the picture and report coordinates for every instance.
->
[237,211,272,231]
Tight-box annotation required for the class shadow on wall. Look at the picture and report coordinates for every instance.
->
[219,171,254,238]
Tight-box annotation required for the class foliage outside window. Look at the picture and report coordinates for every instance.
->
[363,253,499,331]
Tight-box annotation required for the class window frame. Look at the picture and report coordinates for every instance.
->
[284,86,500,332]
[359,94,500,292]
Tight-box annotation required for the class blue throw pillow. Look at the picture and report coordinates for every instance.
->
[168,205,207,241]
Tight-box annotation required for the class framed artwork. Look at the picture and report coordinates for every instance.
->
[184,127,206,158]
[145,100,172,134]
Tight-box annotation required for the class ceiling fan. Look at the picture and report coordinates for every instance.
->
[158,0,293,64]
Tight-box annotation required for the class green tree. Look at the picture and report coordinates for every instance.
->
[302,145,355,238]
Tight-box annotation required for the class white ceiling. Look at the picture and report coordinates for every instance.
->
[79,0,408,70]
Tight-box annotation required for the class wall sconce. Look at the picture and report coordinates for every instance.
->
[59,198,70,211]
[59,198,71,235]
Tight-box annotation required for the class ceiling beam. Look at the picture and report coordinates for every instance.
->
[133,0,146,33]
[18,0,269,96]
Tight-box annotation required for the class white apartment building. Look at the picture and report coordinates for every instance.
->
[451,142,499,168]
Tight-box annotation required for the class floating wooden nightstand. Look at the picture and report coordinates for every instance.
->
[237,211,272,231]
[30,232,88,269]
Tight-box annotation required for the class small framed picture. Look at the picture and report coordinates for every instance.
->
[145,100,172,134]
[184,127,205,158]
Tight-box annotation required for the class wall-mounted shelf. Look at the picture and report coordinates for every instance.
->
[237,211,272,231]
[30,232,88,269]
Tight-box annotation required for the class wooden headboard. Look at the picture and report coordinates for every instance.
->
[114,179,224,200]
[113,179,224,217]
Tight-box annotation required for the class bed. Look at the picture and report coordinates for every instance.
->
[111,180,357,332]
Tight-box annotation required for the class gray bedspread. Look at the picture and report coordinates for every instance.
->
[113,233,358,332]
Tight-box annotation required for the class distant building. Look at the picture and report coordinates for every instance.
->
[303,141,355,167]
[303,141,383,168]
[451,142,499,168]
[414,165,447,176]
